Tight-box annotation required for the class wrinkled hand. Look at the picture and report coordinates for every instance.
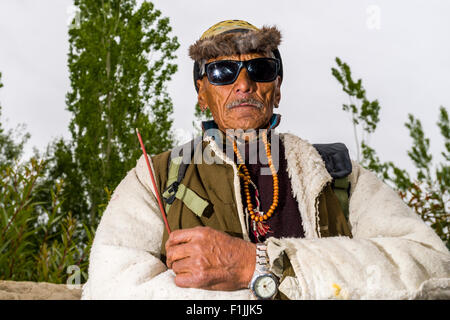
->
[165,226,256,291]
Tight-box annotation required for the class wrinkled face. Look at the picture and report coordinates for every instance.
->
[196,52,281,132]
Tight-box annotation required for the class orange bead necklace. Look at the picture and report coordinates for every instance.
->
[228,130,279,223]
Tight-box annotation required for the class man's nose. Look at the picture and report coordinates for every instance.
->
[233,68,256,95]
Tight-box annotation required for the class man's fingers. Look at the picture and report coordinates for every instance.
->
[171,258,202,288]
[173,272,195,288]
[171,257,192,275]
[166,242,191,269]
[165,226,207,250]
[165,228,193,249]
[174,269,213,289]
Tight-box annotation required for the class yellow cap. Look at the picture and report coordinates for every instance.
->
[200,20,259,40]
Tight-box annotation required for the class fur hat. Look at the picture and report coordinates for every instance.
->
[190,20,283,92]
[189,23,282,61]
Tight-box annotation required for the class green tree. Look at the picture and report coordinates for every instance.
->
[0,72,30,167]
[398,109,449,248]
[332,57,449,248]
[51,0,179,226]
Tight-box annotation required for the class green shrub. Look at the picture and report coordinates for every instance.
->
[0,158,97,284]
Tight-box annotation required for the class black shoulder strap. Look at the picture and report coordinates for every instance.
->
[312,143,352,179]
[313,142,352,220]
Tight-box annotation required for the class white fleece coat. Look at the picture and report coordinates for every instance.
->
[82,133,450,300]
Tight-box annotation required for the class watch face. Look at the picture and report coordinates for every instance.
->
[254,274,277,299]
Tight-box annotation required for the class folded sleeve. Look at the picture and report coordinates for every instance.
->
[82,155,252,300]
[267,162,450,300]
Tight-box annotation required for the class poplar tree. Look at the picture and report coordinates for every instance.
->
[332,57,449,248]
[53,0,179,226]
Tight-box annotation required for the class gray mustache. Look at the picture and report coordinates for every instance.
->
[226,98,264,109]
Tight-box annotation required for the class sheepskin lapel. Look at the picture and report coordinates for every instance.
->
[280,133,333,239]
[203,132,332,240]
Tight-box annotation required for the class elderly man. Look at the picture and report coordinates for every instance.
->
[82,20,450,300]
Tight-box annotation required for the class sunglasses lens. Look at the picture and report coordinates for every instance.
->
[205,58,279,85]
[247,59,278,82]
[206,61,240,84]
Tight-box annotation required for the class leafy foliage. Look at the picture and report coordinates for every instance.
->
[332,58,449,249]
[0,1,179,284]
[397,108,449,248]
[49,0,179,228]
[331,57,380,163]
[0,158,97,284]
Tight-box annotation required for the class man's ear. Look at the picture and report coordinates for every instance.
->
[196,79,207,110]
[274,76,282,108]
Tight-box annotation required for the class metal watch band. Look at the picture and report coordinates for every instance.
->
[255,243,269,272]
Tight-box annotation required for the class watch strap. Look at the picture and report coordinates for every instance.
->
[255,243,269,273]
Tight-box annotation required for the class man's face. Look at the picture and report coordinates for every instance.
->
[196,52,281,132]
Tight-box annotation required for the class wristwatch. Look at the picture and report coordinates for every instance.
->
[249,243,279,300]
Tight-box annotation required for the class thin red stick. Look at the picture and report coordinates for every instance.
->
[136,128,171,234]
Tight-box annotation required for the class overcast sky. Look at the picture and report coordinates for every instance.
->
[0,0,449,176]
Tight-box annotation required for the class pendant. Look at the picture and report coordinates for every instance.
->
[254,220,271,238]
[246,181,273,242]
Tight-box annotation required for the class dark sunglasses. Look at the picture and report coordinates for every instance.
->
[202,58,280,86]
